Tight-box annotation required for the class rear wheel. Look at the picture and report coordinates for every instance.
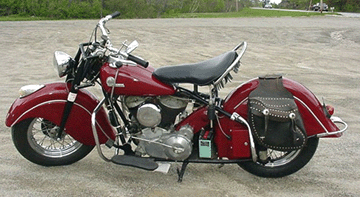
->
[238,137,319,177]
[11,118,94,166]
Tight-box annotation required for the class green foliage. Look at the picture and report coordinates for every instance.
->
[163,7,330,18]
[0,0,102,19]
[328,0,360,12]
[283,0,360,12]
[0,0,357,20]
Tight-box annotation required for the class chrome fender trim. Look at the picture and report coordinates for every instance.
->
[317,116,348,137]
[294,96,348,137]
[11,99,110,139]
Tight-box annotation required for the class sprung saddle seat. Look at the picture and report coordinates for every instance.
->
[152,51,237,86]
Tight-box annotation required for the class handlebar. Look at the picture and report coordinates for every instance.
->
[128,54,149,68]
[98,12,121,38]
[110,11,121,19]
[95,11,149,68]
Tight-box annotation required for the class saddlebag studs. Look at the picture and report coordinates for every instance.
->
[248,75,307,151]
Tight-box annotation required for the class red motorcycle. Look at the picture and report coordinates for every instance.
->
[5,12,347,182]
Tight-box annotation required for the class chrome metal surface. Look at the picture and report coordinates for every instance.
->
[214,42,247,86]
[106,77,125,88]
[134,125,193,161]
[27,118,83,158]
[53,51,72,77]
[294,96,347,137]
[231,112,257,162]
[159,96,188,109]
[126,40,139,54]
[317,116,348,137]
[263,149,301,167]
[19,84,45,98]
[136,103,162,127]
[91,98,111,162]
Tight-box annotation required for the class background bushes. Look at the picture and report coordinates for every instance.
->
[0,0,358,19]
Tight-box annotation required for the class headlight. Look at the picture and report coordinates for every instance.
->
[19,85,45,98]
[53,51,72,77]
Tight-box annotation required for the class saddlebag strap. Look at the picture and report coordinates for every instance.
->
[248,75,307,151]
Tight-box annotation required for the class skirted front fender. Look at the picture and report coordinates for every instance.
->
[5,82,116,146]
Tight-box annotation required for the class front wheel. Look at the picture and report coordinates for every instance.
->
[11,118,94,166]
[238,137,319,177]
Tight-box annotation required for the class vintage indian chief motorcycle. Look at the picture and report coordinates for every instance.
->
[5,12,347,182]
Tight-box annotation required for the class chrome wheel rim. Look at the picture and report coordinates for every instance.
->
[27,118,83,158]
[263,149,301,167]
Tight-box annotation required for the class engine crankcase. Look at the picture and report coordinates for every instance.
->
[136,125,193,161]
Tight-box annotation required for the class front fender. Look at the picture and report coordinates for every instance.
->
[223,78,342,137]
[5,82,115,145]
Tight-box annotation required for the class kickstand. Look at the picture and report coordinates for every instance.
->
[177,161,189,182]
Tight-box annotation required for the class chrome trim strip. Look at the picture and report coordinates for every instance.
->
[293,96,347,137]
[233,98,248,110]
[11,99,110,139]
[293,96,329,133]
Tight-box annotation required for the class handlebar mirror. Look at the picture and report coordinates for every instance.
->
[126,40,139,54]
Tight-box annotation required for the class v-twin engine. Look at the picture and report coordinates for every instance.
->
[135,125,193,161]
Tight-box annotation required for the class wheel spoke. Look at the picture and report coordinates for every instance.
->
[27,118,83,158]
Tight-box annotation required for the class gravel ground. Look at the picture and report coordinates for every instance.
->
[0,16,359,196]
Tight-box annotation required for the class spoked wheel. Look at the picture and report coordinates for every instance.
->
[11,118,94,166]
[238,137,319,177]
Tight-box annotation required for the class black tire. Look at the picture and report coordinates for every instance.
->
[238,137,319,177]
[11,118,94,166]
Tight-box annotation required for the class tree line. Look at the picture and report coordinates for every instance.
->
[0,0,259,19]
[0,0,358,19]
[279,0,359,12]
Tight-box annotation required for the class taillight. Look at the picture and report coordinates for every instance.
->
[325,104,334,116]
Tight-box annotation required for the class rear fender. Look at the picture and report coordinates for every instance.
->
[222,78,342,138]
[5,82,115,145]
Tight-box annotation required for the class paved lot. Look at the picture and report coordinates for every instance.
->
[0,16,359,196]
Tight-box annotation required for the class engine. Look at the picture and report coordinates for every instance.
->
[124,95,188,129]
[124,95,194,160]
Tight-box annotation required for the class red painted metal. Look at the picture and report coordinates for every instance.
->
[5,82,116,146]
[222,78,341,137]
[100,63,176,96]
[176,106,252,159]
[175,77,340,159]
[176,107,209,133]
[214,116,251,159]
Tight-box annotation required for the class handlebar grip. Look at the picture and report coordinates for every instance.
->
[110,11,121,19]
[128,54,149,68]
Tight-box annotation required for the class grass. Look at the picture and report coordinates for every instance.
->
[0,15,50,21]
[0,7,336,21]
[162,7,336,18]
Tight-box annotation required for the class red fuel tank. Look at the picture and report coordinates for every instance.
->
[100,63,176,96]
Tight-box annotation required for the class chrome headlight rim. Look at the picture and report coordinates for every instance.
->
[53,51,72,78]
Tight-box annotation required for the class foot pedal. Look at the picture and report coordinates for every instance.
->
[111,155,158,171]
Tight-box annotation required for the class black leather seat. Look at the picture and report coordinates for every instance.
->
[153,51,237,86]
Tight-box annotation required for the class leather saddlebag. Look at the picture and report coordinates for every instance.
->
[248,75,307,151]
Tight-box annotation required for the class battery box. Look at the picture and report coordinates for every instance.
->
[199,130,216,159]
